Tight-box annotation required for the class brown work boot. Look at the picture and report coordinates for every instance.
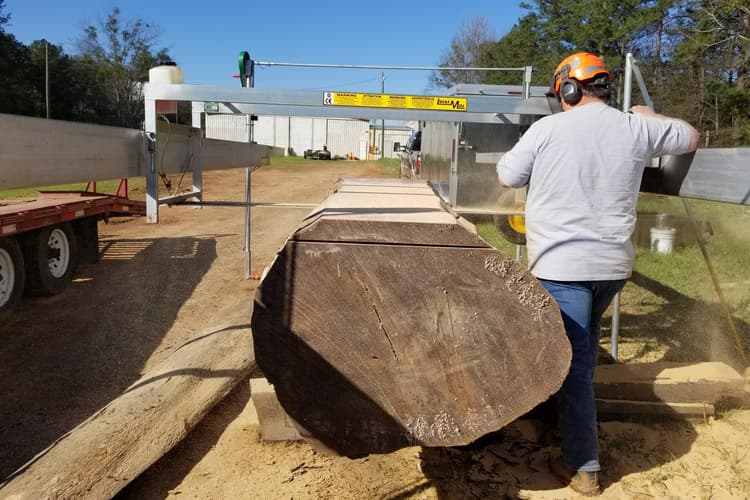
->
[549,455,601,496]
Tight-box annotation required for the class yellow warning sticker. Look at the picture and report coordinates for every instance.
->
[323,91,467,112]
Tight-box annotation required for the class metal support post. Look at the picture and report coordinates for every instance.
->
[608,53,638,360]
[145,132,158,223]
[610,292,620,360]
[243,76,256,279]
[622,54,633,111]
[191,135,203,207]
[381,72,385,160]
[244,167,252,279]
[145,98,160,223]
[523,66,533,99]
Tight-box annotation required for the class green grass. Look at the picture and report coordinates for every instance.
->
[268,155,399,173]
[375,158,401,177]
[267,155,308,166]
[474,218,524,257]
[267,155,401,177]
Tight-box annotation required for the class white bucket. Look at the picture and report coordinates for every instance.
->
[650,227,677,253]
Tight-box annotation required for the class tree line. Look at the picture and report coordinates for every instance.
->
[434,0,749,147]
[0,3,169,129]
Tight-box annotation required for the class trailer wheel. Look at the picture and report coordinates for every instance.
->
[25,223,77,296]
[0,237,25,324]
[493,190,526,246]
[494,215,527,245]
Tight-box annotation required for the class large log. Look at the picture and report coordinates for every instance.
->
[251,178,570,457]
[0,300,253,499]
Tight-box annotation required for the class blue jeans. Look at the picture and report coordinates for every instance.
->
[538,279,626,472]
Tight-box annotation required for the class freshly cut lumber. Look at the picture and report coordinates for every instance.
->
[0,299,254,500]
[597,399,715,420]
[252,178,570,457]
[594,361,745,404]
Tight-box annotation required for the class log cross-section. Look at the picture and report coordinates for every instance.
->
[251,178,570,457]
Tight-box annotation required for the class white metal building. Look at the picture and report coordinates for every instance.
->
[205,114,418,160]
[370,124,414,159]
[205,114,371,159]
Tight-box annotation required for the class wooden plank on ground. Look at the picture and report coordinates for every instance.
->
[252,178,570,458]
[597,399,715,420]
[594,361,745,403]
[0,300,254,500]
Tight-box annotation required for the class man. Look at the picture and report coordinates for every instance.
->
[496,52,699,496]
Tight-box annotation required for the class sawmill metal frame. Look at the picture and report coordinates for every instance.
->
[142,78,557,223]
[623,54,750,206]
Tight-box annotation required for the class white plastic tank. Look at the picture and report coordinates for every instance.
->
[148,63,184,84]
[149,63,183,115]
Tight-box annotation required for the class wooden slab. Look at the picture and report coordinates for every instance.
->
[252,178,570,457]
[0,299,254,499]
[597,399,715,420]
[594,361,745,403]
[295,178,485,247]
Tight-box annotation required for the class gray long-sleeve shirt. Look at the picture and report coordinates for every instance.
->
[497,101,694,281]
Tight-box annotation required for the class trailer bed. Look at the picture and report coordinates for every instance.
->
[0,192,145,236]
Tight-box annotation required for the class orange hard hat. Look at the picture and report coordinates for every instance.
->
[552,52,611,96]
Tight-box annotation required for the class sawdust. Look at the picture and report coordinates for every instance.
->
[484,254,514,277]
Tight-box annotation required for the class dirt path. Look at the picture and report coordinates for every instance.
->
[1,160,748,499]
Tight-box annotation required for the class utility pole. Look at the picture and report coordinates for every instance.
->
[380,72,385,160]
[45,42,50,119]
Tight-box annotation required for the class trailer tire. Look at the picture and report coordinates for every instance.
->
[0,237,25,325]
[493,191,526,246]
[24,223,78,296]
[493,215,527,245]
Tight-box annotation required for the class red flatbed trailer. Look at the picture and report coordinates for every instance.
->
[0,191,145,235]
[0,191,146,323]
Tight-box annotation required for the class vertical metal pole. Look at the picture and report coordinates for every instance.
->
[45,42,50,119]
[243,77,255,279]
[610,292,620,361]
[192,135,203,207]
[448,122,460,207]
[523,66,532,99]
[609,53,636,360]
[144,95,159,223]
[623,53,633,111]
[521,64,532,271]
[380,72,385,159]
[244,166,252,279]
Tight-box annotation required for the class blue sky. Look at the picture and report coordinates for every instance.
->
[4,1,527,95]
